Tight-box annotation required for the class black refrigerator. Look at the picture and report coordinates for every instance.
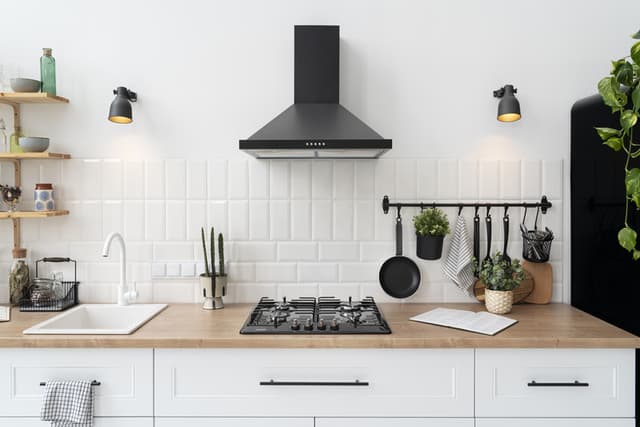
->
[571,93,640,424]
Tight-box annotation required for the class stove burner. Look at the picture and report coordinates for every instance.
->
[240,296,391,335]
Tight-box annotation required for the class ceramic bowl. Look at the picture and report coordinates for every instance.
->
[19,137,49,152]
[10,78,41,93]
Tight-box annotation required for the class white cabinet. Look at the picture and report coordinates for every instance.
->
[155,418,313,427]
[0,418,153,426]
[475,349,635,418]
[316,419,474,427]
[155,349,475,417]
[0,349,153,417]
[476,419,635,427]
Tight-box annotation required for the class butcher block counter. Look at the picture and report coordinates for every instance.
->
[0,303,638,348]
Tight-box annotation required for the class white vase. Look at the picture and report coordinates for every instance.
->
[485,289,514,314]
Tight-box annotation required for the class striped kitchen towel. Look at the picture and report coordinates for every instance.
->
[442,214,475,294]
[41,380,94,427]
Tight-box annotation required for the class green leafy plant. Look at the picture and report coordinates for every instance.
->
[595,29,640,260]
[413,207,451,237]
[476,252,525,291]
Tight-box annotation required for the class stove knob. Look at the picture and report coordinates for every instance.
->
[304,319,313,331]
[317,319,327,330]
[330,319,339,331]
[291,319,300,331]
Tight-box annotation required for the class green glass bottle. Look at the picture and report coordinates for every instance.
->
[40,48,56,95]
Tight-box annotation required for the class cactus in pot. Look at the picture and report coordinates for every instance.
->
[200,226,224,309]
[216,233,227,297]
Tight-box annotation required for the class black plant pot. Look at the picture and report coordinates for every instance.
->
[416,234,444,260]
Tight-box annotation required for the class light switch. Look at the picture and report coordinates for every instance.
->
[166,263,181,277]
[151,263,166,278]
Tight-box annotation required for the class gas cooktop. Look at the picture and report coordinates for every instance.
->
[240,296,391,334]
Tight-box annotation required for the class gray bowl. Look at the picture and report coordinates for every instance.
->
[19,137,49,152]
[10,78,41,93]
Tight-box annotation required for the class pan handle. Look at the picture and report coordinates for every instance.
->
[396,216,403,256]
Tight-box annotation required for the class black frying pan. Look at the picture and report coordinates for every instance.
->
[379,211,421,298]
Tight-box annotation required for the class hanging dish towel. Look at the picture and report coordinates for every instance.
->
[41,380,94,427]
[442,214,475,294]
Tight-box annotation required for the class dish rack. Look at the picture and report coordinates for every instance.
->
[19,257,79,312]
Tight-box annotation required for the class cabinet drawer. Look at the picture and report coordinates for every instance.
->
[0,349,153,417]
[0,418,153,427]
[156,418,313,427]
[155,349,474,417]
[316,419,474,427]
[475,349,635,418]
[476,419,635,427]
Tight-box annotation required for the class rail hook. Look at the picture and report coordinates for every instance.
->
[458,205,464,216]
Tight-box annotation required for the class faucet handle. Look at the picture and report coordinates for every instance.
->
[126,281,139,303]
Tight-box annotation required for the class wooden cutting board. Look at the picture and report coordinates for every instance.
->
[474,269,534,303]
[523,261,553,304]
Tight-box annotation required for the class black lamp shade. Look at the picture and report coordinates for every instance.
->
[496,85,521,122]
[108,86,135,124]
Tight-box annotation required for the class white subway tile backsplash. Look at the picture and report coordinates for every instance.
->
[165,159,186,200]
[186,160,207,200]
[166,201,186,241]
[354,200,374,241]
[417,159,438,200]
[227,262,256,282]
[278,242,317,261]
[232,242,277,262]
[124,160,144,200]
[255,262,297,282]
[208,160,228,199]
[81,201,102,241]
[522,160,542,200]
[145,201,165,241]
[187,201,207,241]
[82,160,102,201]
[360,241,394,261]
[395,159,417,200]
[318,283,361,300]
[249,160,269,199]
[208,201,228,237]
[458,160,478,200]
[101,160,123,200]
[291,200,312,240]
[312,200,333,241]
[249,200,269,240]
[154,242,194,261]
[319,242,359,261]
[437,159,457,199]
[333,200,354,240]
[231,283,278,302]
[542,159,564,200]
[374,159,395,200]
[354,160,375,199]
[124,200,145,241]
[61,159,83,200]
[270,200,291,240]
[479,160,499,199]
[166,263,181,277]
[228,200,249,240]
[145,160,165,200]
[298,263,338,282]
[339,262,378,282]
[290,161,311,199]
[228,160,248,200]
[333,160,354,200]
[500,160,521,199]
[312,160,333,199]
[102,201,123,237]
[270,160,290,200]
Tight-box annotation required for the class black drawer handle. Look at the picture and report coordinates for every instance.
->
[260,379,368,387]
[527,380,589,387]
[40,380,101,386]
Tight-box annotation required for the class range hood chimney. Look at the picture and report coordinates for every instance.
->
[239,26,392,159]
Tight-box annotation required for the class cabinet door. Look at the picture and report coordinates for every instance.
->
[0,418,153,427]
[155,349,474,417]
[476,419,635,427]
[316,419,474,427]
[475,349,635,418]
[155,418,313,427]
[0,349,153,417]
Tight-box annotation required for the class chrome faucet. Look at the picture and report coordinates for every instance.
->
[102,232,137,306]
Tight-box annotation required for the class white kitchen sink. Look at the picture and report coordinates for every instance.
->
[23,304,167,335]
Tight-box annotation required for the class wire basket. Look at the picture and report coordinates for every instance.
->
[521,207,554,263]
[20,258,79,312]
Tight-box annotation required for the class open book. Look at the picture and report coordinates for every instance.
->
[409,307,517,336]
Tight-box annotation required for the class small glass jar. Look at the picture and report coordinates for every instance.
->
[9,258,30,306]
[34,183,55,211]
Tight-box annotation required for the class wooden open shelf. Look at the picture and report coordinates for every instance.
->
[0,152,71,160]
[0,210,69,219]
[0,92,69,105]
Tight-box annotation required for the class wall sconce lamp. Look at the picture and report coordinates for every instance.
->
[493,84,521,122]
[108,86,137,124]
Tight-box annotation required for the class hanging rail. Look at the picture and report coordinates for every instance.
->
[382,195,552,214]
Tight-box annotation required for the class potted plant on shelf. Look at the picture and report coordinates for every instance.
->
[200,227,227,310]
[477,252,526,314]
[413,207,450,260]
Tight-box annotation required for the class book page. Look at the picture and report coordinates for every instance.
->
[0,306,9,322]
[409,307,517,336]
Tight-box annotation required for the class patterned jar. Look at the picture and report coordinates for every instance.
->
[34,183,55,211]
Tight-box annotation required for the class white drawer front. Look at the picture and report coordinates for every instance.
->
[475,349,635,418]
[0,349,153,417]
[156,418,313,427]
[476,419,635,427]
[155,349,474,417]
[0,418,153,427]
[317,419,474,427]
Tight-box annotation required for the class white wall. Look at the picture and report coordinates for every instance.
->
[1,0,638,304]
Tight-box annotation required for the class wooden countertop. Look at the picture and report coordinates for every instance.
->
[0,303,638,348]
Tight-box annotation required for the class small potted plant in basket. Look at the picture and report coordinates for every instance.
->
[413,207,450,260]
[478,252,526,314]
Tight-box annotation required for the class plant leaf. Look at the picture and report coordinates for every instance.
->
[618,226,637,252]
[595,127,621,140]
[631,41,640,65]
[632,85,640,112]
[634,250,640,261]
[633,29,640,40]
[631,193,640,209]
[615,62,634,86]
[621,109,638,131]
[603,137,623,151]
[611,58,626,75]
[598,77,627,108]
[626,168,640,194]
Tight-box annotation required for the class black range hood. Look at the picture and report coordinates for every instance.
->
[239,25,392,159]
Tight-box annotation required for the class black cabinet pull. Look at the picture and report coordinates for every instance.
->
[260,379,368,386]
[40,380,101,386]
[527,380,589,387]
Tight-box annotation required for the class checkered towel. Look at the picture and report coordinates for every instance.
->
[41,381,94,427]
[442,214,476,295]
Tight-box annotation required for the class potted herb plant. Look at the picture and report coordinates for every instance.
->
[413,207,450,260]
[477,252,526,314]
[200,227,227,310]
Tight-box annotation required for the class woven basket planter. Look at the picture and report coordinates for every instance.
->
[485,289,514,314]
